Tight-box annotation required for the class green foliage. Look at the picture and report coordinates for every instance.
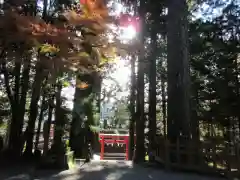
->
[62,80,71,87]
[39,44,59,54]
[90,125,101,133]
[113,100,130,129]
[65,139,71,153]
[189,1,240,142]
[65,140,75,169]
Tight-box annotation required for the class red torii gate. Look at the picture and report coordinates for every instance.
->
[99,134,135,160]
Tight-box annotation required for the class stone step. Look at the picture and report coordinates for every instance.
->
[103,153,126,160]
[103,156,126,160]
[104,153,126,157]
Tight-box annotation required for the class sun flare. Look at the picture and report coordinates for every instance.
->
[120,25,137,40]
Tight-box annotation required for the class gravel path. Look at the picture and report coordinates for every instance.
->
[0,160,225,180]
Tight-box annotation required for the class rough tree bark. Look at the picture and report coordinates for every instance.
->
[34,93,47,151]
[134,24,146,164]
[52,82,68,169]
[134,0,146,163]
[167,0,191,143]
[148,30,157,161]
[25,64,45,156]
[1,47,30,157]
[43,94,54,155]
[70,73,94,158]
[18,55,31,153]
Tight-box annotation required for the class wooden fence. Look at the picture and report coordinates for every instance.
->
[155,138,240,179]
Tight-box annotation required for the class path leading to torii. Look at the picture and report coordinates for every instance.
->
[1,160,224,180]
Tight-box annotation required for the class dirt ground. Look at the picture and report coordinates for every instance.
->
[0,160,225,180]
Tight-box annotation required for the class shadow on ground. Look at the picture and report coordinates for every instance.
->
[0,161,225,180]
[0,165,62,180]
[35,161,225,180]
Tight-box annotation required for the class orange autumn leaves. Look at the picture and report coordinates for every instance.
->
[0,0,109,44]
[64,0,109,33]
[80,0,108,18]
[0,9,72,49]
[0,0,113,74]
[76,78,89,89]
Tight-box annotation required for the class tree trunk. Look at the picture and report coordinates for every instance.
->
[134,47,145,162]
[34,94,46,151]
[43,94,54,155]
[1,50,30,157]
[42,0,48,20]
[18,55,31,154]
[128,55,136,160]
[52,83,68,169]
[134,0,146,163]
[8,60,21,157]
[167,0,191,143]
[148,31,157,161]
[53,83,64,146]
[1,53,15,155]
[70,73,94,158]
[25,65,44,156]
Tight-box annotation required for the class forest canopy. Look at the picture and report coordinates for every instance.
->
[0,0,239,178]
